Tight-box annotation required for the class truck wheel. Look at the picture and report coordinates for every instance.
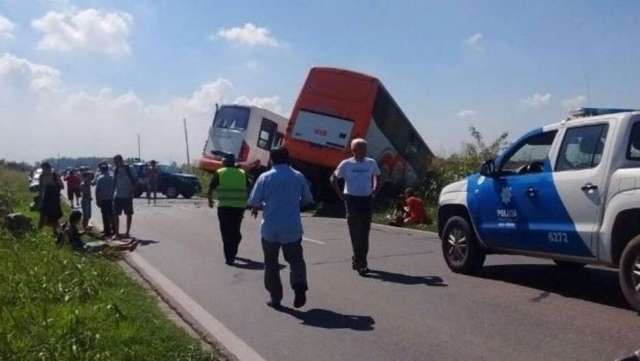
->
[618,235,640,312]
[165,186,179,199]
[442,216,485,274]
[181,192,194,199]
[553,260,586,269]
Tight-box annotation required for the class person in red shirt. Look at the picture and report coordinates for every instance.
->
[63,170,82,207]
[403,188,427,225]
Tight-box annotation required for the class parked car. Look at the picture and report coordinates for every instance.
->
[438,107,640,311]
[130,162,201,199]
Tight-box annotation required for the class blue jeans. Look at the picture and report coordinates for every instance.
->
[81,198,92,219]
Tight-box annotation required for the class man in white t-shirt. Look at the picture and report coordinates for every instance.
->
[330,138,381,276]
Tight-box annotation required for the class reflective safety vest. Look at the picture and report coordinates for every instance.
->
[216,167,247,208]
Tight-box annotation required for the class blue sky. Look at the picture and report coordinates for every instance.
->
[0,0,638,162]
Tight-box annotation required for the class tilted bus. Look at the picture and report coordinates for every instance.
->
[285,67,433,196]
[198,104,287,175]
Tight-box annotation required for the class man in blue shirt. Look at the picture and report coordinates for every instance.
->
[248,147,314,309]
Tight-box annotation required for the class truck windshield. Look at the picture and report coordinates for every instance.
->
[214,106,250,130]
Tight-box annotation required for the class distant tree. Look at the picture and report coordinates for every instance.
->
[462,126,509,162]
[0,159,34,173]
[418,126,510,203]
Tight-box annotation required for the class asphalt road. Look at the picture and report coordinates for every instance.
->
[108,197,639,361]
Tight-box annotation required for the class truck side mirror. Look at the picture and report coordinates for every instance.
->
[480,159,496,177]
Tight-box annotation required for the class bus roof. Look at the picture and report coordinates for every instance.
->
[309,67,379,83]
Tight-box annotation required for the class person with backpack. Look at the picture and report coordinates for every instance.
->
[112,154,136,239]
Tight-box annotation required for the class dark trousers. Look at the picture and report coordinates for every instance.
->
[262,239,308,302]
[98,200,114,236]
[345,195,373,269]
[217,207,244,262]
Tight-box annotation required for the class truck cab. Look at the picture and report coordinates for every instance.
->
[437,108,640,311]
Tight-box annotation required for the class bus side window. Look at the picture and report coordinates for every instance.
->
[272,132,284,149]
[258,118,278,150]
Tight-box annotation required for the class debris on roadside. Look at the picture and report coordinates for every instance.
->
[4,212,33,234]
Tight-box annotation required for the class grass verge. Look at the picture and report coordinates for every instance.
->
[0,165,217,361]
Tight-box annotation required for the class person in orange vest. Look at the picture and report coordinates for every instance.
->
[208,154,248,265]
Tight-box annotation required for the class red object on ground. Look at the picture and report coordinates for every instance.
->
[405,196,427,224]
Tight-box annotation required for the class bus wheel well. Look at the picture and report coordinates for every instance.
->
[612,209,640,266]
[438,204,472,238]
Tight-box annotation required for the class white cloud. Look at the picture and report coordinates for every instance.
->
[522,92,552,109]
[31,8,133,54]
[456,109,478,120]
[464,33,484,52]
[561,95,587,110]
[233,95,282,114]
[0,53,282,163]
[216,23,279,47]
[0,15,15,39]
[0,53,61,92]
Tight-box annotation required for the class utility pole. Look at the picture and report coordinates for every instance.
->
[183,118,191,166]
[137,133,141,161]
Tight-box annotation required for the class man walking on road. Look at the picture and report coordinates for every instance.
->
[95,163,114,237]
[248,147,314,309]
[330,138,381,276]
[207,154,247,265]
[112,155,136,239]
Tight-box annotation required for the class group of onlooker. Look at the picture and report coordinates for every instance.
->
[37,155,142,250]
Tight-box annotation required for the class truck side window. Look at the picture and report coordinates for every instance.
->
[500,131,557,175]
[556,124,609,171]
[627,122,640,160]
[257,118,277,150]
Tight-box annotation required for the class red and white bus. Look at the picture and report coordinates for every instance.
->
[285,67,433,195]
[199,104,287,174]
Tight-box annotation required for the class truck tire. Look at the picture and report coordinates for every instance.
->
[442,216,486,274]
[553,260,587,269]
[181,192,194,199]
[618,235,640,312]
[165,186,179,199]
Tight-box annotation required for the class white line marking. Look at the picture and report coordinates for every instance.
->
[370,222,439,237]
[303,237,326,245]
[126,253,266,361]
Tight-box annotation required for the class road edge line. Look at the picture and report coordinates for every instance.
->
[124,252,267,361]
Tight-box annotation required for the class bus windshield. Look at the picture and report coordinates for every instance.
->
[214,106,250,130]
[373,86,432,173]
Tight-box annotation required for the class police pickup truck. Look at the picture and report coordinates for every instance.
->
[438,108,640,311]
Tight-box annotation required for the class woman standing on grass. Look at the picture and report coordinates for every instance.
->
[38,162,63,237]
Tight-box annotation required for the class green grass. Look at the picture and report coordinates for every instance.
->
[0,166,217,361]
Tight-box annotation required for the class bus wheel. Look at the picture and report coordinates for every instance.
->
[618,235,640,312]
[442,216,485,274]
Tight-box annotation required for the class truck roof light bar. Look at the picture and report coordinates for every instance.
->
[568,107,639,120]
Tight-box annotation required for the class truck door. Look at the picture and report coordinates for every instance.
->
[543,123,610,258]
[474,130,557,251]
